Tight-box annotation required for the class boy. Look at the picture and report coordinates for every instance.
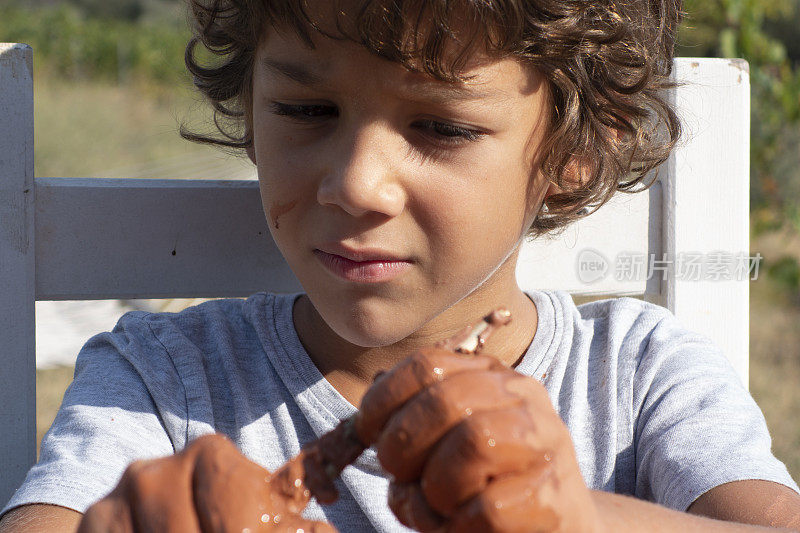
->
[2,0,800,531]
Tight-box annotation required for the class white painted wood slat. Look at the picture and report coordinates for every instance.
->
[35,178,301,300]
[516,181,661,297]
[0,43,36,508]
[664,59,751,385]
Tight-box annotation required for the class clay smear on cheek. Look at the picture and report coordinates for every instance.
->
[269,200,298,230]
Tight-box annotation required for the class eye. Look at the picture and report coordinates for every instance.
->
[414,119,484,145]
[268,102,485,147]
[269,102,337,121]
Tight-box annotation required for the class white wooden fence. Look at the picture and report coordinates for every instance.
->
[0,43,750,507]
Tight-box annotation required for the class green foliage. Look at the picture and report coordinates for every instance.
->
[766,255,800,293]
[679,0,800,235]
[71,0,145,22]
[0,4,190,86]
[751,208,786,236]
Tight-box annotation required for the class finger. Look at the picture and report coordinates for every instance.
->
[377,370,524,482]
[388,481,446,532]
[448,468,560,533]
[276,515,339,533]
[109,457,201,532]
[356,349,506,445]
[78,497,134,533]
[189,434,281,533]
[420,407,553,517]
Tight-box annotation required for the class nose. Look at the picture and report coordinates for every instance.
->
[316,121,406,218]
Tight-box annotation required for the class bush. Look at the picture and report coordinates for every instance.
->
[72,0,145,22]
[0,4,190,86]
[767,255,800,294]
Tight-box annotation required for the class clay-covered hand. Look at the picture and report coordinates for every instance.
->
[354,348,600,533]
[77,433,336,533]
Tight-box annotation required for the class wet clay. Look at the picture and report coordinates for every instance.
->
[270,200,298,229]
[200,308,553,532]
[284,310,517,496]
[90,434,338,533]
[272,417,365,506]
[262,311,512,506]
[239,308,559,532]
[192,450,336,533]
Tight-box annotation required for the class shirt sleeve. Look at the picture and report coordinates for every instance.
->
[1,313,176,517]
[632,313,800,512]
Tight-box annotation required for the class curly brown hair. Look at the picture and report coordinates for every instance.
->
[183,0,683,237]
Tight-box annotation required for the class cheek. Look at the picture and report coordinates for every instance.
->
[410,175,529,283]
[269,199,298,230]
[256,164,303,239]
[414,164,531,243]
[251,109,300,169]
[253,129,314,228]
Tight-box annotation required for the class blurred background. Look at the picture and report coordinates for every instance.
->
[1,0,799,481]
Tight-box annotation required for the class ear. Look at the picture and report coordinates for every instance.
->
[544,161,585,202]
[544,181,563,200]
[561,156,593,191]
[540,158,589,212]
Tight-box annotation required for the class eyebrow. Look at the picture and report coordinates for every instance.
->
[260,57,498,102]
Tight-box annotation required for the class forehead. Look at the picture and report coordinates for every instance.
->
[257,26,543,105]
[255,0,545,104]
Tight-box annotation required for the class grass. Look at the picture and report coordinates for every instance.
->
[36,365,75,456]
[33,72,253,179]
[748,229,800,480]
[34,73,192,178]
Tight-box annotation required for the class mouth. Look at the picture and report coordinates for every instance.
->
[313,247,412,283]
[316,242,411,263]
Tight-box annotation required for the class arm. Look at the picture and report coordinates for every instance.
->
[687,480,800,529]
[594,480,800,532]
[0,505,82,533]
[632,314,800,518]
[1,315,177,519]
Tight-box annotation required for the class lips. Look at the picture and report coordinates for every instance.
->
[313,245,412,283]
[316,243,410,263]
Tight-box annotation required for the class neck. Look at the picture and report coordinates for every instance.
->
[292,287,539,409]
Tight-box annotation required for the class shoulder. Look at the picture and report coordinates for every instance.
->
[116,295,251,336]
[571,294,672,331]
[538,290,672,334]
[581,295,732,377]
[537,291,735,392]
[92,291,293,396]
[74,296,252,374]
[105,292,287,354]
[69,292,293,436]
[544,291,679,360]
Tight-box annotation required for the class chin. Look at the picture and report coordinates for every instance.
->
[315,296,417,348]
[330,312,413,348]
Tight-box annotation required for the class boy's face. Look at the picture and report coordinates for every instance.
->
[250,23,554,348]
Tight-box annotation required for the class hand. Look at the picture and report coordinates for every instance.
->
[355,347,601,533]
[78,433,336,533]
